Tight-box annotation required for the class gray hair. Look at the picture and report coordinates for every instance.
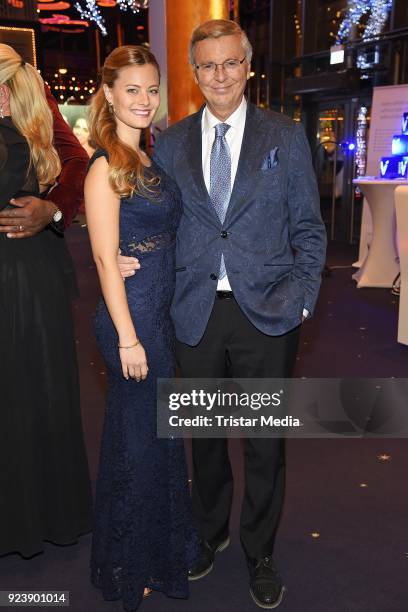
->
[189,19,253,66]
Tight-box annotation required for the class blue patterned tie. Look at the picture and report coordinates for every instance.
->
[210,123,231,279]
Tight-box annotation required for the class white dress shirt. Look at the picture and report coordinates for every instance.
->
[201,97,247,291]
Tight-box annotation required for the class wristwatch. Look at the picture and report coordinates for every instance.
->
[52,207,63,224]
[50,205,64,232]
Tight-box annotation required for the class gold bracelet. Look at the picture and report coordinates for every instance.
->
[118,339,140,349]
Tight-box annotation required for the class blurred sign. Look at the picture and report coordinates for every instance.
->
[330,45,344,65]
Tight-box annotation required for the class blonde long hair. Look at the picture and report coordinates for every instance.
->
[88,45,160,199]
[0,44,61,186]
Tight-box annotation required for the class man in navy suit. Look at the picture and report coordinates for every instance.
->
[120,19,326,609]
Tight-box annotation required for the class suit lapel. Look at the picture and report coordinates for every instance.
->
[225,103,270,225]
[185,107,220,224]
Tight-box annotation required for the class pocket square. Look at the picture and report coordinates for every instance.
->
[261,147,279,170]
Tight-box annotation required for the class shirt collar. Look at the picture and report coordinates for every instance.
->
[202,97,247,135]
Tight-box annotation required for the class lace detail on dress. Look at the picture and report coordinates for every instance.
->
[122,230,176,255]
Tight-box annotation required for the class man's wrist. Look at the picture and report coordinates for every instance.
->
[45,200,57,221]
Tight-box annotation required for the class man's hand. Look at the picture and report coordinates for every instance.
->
[118,252,140,279]
[0,196,57,239]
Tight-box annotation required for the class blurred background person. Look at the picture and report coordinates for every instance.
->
[0,43,92,558]
[73,116,96,158]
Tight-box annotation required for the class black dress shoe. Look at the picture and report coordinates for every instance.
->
[248,556,285,609]
[188,537,230,581]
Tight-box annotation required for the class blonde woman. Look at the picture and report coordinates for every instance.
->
[85,46,197,610]
[0,44,91,558]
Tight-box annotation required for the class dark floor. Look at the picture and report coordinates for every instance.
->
[1,225,407,612]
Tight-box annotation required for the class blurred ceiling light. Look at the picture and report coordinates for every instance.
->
[97,0,116,6]
[39,14,89,26]
[38,2,71,9]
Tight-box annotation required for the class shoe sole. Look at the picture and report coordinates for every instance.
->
[188,537,230,581]
[249,585,286,609]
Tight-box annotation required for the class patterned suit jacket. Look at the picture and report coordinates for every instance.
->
[154,102,327,346]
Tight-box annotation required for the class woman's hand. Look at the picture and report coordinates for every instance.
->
[119,342,148,382]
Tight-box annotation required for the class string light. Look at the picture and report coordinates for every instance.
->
[75,0,148,35]
[363,0,393,40]
[75,0,107,35]
[337,0,393,43]
[0,26,37,68]
[355,106,368,177]
[116,0,148,14]
[116,0,139,14]
[293,11,302,39]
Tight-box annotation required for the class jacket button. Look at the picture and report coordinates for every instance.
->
[220,230,228,238]
[210,273,218,280]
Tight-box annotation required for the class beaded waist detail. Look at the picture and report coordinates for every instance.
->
[121,230,176,255]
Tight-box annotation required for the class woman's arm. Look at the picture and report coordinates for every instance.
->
[85,156,148,381]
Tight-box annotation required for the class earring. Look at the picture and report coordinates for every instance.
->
[108,102,114,115]
[0,103,4,119]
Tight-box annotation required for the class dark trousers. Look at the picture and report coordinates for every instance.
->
[176,296,300,561]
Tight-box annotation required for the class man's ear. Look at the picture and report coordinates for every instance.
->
[246,63,251,80]
[192,67,199,86]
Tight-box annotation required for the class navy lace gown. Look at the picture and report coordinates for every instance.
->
[89,151,198,611]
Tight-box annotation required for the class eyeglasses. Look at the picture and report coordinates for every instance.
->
[195,57,246,76]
